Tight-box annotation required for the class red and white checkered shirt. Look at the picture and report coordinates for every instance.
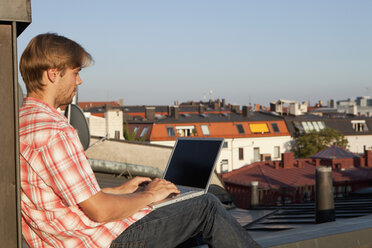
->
[19,98,152,248]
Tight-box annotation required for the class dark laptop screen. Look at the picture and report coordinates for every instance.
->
[164,138,223,189]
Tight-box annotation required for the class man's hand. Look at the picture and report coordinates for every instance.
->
[79,177,180,223]
[101,176,152,195]
[144,178,180,203]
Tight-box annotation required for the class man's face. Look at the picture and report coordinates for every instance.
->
[55,67,82,107]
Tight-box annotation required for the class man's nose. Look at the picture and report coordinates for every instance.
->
[76,75,82,85]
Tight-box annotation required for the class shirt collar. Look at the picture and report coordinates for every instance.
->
[22,97,67,119]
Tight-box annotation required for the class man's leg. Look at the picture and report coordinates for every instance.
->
[110,194,261,248]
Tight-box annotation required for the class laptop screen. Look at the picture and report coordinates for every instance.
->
[164,138,223,189]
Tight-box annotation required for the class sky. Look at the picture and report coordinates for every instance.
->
[17,0,372,107]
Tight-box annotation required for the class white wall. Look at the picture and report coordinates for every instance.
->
[218,136,292,173]
[346,135,372,153]
[86,114,106,137]
[85,110,124,140]
[105,110,124,139]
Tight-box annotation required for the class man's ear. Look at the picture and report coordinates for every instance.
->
[46,68,59,83]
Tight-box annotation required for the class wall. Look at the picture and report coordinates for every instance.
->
[87,114,106,137]
[346,135,372,153]
[105,109,124,139]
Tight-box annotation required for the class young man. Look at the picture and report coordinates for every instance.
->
[19,33,261,248]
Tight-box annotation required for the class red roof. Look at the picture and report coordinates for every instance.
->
[221,161,372,189]
[79,101,119,110]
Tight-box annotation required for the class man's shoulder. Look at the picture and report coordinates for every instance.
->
[19,104,74,148]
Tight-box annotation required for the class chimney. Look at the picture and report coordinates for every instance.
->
[105,103,112,110]
[274,161,281,169]
[314,158,321,167]
[250,181,259,209]
[297,160,303,168]
[198,104,205,114]
[118,98,124,106]
[254,104,261,111]
[213,101,219,110]
[365,150,372,167]
[145,107,155,121]
[231,105,240,113]
[222,99,226,108]
[270,102,277,112]
[170,106,179,120]
[242,106,250,117]
[282,152,294,168]
[315,167,335,224]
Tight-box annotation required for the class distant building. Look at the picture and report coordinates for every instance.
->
[124,105,292,173]
[270,99,308,116]
[326,96,372,117]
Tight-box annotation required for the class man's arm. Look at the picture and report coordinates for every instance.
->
[79,178,179,223]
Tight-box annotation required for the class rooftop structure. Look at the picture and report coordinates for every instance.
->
[221,150,372,209]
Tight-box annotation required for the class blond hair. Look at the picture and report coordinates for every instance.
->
[20,33,93,93]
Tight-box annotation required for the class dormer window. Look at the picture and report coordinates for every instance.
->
[351,120,369,132]
[175,126,197,137]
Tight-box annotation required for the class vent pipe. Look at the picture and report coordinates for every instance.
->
[250,181,259,209]
[315,167,335,224]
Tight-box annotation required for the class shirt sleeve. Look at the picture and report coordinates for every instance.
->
[40,126,101,206]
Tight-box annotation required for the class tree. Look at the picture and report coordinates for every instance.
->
[293,127,348,158]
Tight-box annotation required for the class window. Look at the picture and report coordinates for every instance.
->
[301,121,325,133]
[271,123,280,133]
[175,126,197,137]
[351,120,369,132]
[236,124,245,134]
[317,121,326,130]
[201,125,210,136]
[166,127,175,137]
[306,121,315,131]
[253,147,260,162]
[133,126,140,134]
[140,127,148,137]
[293,121,304,134]
[312,121,320,131]
[301,122,310,132]
[220,159,229,173]
[274,146,280,159]
[239,148,244,160]
[223,142,228,148]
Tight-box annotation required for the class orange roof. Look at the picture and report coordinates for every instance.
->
[145,120,290,141]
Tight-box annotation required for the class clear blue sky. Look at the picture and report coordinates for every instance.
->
[17,0,372,107]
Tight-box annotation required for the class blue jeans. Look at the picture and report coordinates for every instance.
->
[110,194,261,248]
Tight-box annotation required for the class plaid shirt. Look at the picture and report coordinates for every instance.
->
[19,98,152,248]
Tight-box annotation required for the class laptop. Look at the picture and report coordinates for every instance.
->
[150,137,224,209]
